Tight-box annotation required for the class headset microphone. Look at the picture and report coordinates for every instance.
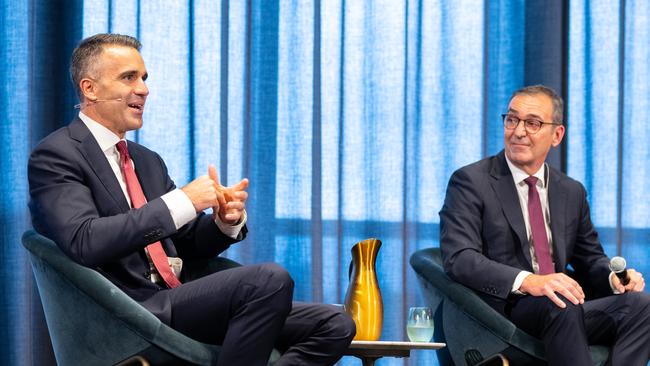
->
[74,98,124,109]
[610,256,630,286]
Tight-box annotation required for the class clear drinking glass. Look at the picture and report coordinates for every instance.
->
[406,307,434,342]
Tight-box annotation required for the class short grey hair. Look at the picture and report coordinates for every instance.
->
[70,33,141,99]
[510,85,564,124]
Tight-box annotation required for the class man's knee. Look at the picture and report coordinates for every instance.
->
[538,295,585,325]
[257,264,294,304]
[257,263,294,291]
[238,264,294,312]
[314,306,356,354]
[331,308,356,341]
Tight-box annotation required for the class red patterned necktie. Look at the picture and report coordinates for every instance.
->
[116,141,181,288]
[524,176,554,275]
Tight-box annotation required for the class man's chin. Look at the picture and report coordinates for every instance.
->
[506,150,531,165]
[127,119,143,131]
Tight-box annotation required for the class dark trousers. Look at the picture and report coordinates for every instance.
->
[509,292,650,366]
[146,263,355,366]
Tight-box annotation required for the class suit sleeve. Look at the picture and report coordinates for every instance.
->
[440,168,522,300]
[567,183,611,298]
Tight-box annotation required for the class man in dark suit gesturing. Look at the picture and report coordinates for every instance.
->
[28,33,354,366]
[440,85,649,365]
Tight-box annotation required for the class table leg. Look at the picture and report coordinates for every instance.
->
[359,356,380,366]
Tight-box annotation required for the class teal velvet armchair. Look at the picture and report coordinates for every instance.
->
[22,230,278,366]
[409,248,609,366]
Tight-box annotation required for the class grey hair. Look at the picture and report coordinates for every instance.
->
[70,33,141,99]
[510,85,564,124]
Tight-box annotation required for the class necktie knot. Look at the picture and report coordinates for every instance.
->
[524,176,538,188]
[116,140,130,159]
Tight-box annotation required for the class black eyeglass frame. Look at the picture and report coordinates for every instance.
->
[501,113,563,134]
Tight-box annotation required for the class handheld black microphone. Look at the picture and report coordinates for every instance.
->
[610,256,630,286]
[74,98,124,109]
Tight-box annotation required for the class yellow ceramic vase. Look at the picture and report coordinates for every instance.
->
[344,238,383,341]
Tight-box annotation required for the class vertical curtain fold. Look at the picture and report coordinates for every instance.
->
[620,0,650,269]
[247,0,280,267]
[1,4,31,365]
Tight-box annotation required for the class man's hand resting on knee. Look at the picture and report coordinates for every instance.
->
[520,273,585,308]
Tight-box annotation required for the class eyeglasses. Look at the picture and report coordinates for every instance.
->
[501,114,562,134]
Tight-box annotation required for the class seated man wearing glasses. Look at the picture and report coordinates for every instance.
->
[440,85,650,365]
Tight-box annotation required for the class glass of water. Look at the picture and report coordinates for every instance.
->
[407,307,434,342]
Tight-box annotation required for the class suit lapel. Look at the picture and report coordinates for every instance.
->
[69,118,131,212]
[547,169,568,272]
[489,152,533,267]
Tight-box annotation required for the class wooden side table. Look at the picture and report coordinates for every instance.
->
[344,340,446,366]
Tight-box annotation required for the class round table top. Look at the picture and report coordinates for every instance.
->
[348,340,446,350]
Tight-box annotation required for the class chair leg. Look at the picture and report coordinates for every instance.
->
[114,356,150,366]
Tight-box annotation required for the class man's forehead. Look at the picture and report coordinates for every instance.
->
[99,44,142,60]
[101,42,138,52]
[508,93,553,116]
[95,45,146,72]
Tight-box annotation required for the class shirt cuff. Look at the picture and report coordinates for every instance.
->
[214,210,247,239]
[161,189,197,230]
[609,272,622,294]
[512,270,533,294]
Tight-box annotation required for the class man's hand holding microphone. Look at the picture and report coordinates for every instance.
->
[610,256,645,293]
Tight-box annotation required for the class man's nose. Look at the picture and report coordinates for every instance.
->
[135,79,149,96]
[513,120,527,136]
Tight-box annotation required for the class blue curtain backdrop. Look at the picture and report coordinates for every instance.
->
[1,1,648,365]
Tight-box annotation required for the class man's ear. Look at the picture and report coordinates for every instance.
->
[551,125,566,147]
[79,78,97,102]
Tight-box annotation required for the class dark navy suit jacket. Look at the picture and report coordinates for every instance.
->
[440,150,612,314]
[28,117,245,324]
